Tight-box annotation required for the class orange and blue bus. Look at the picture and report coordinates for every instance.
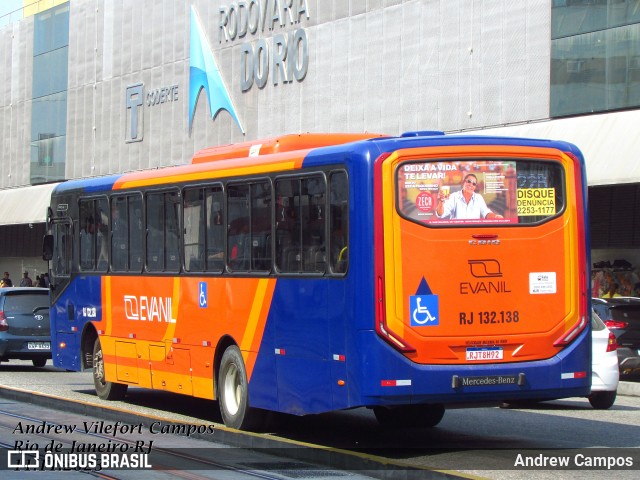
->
[43,132,591,430]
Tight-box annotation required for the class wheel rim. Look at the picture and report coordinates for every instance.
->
[94,347,106,386]
[223,363,241,416]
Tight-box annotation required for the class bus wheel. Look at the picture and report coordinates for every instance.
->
[218,345,265,430]
[373,404,445,428]
[92,338,128,401]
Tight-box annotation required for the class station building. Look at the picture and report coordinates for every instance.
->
[0,0,639,289]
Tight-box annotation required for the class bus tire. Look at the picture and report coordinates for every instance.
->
[92,338,128,401]
[373,404,445,428]
[218,345,265,430]
[588,390,616,410]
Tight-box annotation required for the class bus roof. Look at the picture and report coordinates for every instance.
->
[51,132,584,195]
[191,133,387,163]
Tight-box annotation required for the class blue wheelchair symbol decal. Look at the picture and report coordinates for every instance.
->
[199,282,208,308]
[410,295,439,326]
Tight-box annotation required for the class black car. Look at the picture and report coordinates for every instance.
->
[592,297,640,377]
[0,287,51,367]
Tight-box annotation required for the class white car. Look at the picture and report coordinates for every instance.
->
[589,310,619,409]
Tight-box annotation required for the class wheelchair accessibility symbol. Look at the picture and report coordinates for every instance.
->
[199,282,208,308]
[410,295,439,326]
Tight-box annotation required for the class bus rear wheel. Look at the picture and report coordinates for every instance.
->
[218,345,265,430]
[373,404,445,428]
[92,338,128,401]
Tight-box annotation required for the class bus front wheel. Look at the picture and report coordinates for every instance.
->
[218,345,265,430]
[373,404,445,428]
[92,338,128,401]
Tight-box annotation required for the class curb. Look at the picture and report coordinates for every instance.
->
[618,381,640,397]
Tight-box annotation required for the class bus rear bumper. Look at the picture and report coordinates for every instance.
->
[356,329,592,407]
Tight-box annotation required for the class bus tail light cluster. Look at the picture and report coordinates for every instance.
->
[373,152,415,354]
[553,315,587,347]
[375,277,415,353]
[554,151,589,348]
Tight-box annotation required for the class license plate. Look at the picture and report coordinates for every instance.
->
[27,342,50,350]
[466,347,503,361]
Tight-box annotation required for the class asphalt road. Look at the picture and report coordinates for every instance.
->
[0,361,639,480]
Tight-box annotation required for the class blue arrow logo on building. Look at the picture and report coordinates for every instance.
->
[189,6,244,134]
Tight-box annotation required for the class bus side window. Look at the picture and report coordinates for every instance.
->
[146,193,164,272]
[165,192,181,272]
[128,196,143,272]
[54,222,73,277]
[302,176,326,273]
[79,200,95,270]
[111,196,128,272]
[251,181,272,271]
[184,188,205,272]
[96,199,109,272]
[275,179,300,272]
[329,171,349,274]
[206,186,224,272]
[227,184,251,272]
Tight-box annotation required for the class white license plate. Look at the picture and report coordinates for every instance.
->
[27,342,50,350]
[466,347,503,361]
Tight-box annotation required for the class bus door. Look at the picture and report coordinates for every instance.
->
[47,213,80,368]
[377,145,587,369]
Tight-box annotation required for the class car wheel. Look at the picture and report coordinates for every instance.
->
[32,358,47,368]
[218,345,265,430]
[92,337,128,401]
[588,390,616,410]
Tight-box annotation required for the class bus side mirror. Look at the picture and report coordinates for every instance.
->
[42,234,53,261]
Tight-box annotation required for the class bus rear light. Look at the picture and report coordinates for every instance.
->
[373,152,415,355]
[0,311,8,332]
[553,315,588,347]
[59,342,67,349]
[604,320,628,330]
[375,276,416,353]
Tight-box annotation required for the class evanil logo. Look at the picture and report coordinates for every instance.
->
[189,6,245,134]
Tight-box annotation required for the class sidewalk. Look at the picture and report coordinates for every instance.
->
[618,380,640,397]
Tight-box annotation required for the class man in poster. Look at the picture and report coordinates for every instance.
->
[435,173,503,221]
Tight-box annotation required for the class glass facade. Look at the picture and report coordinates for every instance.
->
[30,2,69,184]
[551,0,640,117]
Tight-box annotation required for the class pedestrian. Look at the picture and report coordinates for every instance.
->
[19,271,33,287]
[42,272,50,288]
[2,272,12,287]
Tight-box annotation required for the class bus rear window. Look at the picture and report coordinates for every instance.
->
[396,158,565,226]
